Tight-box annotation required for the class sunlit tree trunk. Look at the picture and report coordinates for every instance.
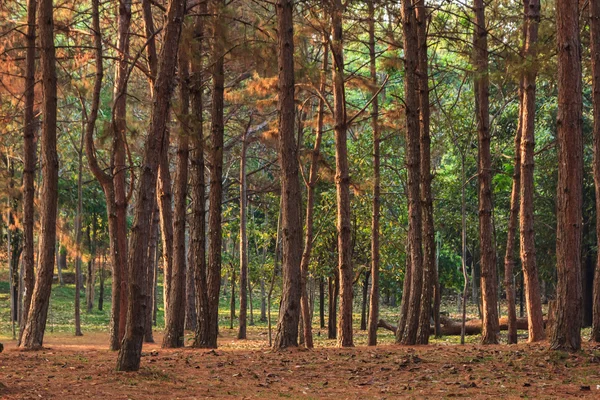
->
[273,0,303,349]
[551,0,583,352]
[519,0,544,343]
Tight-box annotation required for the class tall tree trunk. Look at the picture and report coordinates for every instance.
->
[19,0,37,345]
[360,271,370,331]
[238,126,249,340]
[113,0,132,348]
[397,240,412,342]
[591,0,600,344]
[416,0,435,345]
[158,144,174,320]
[551,0,583,352]
[163,35,190,349]
[328,271,339,339]
[99,252,105,311]
[473,0,499,345]
[299,39,328,349]
[330,0,353,348]
[83,0,128,350]
[116,0,186,371]
[204,0,226,349]
[145,206,159,343]
[273,0,303,350]
[367,0,380,347]
[319,276,325,328]
[19,0,58,350]
[519,0,544,343]
[190,0,210,348]
[399,0,423,346]
[74,129,84,337]
[230,268,236,329]
[185,248,197,331]
[81,0,104,336]
[504,81,522,344]
[86,224,95,313]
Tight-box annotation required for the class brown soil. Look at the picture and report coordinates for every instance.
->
[1,329,600,399]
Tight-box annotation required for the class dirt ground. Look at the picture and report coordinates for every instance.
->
[2,329,600,399]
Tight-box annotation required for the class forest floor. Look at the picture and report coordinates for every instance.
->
[2,328,600,399]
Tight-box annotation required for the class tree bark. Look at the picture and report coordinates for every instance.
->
[116,0,186,371]
[273,0,303,350]
[162,34,190,349]
[328,271,339,339]
[19,0,58,350]
[360,271,370,331]
[145,206,159,343]
[399,0,423,346]
[329,0,354,348]
[519,0,544,343]
[190,0,210,349]
[19,0,38,345]
[204,0,226,349]
[473,0,499,345]
[397,240,412,342]
[299,39,328,349]
[591,0,600,343]
[367,0,380,347]
[74,124,84,337]
[112,0,132,348]
[416,0,435,345]
[158,143,174,321]
[551,0,583,352]
[504,81,522,345]
[238,124,249,340]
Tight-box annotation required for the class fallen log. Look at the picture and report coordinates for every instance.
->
[378,316,540,336]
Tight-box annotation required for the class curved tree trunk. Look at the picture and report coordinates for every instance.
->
[551,0,583,352]
[116,0,186,371]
